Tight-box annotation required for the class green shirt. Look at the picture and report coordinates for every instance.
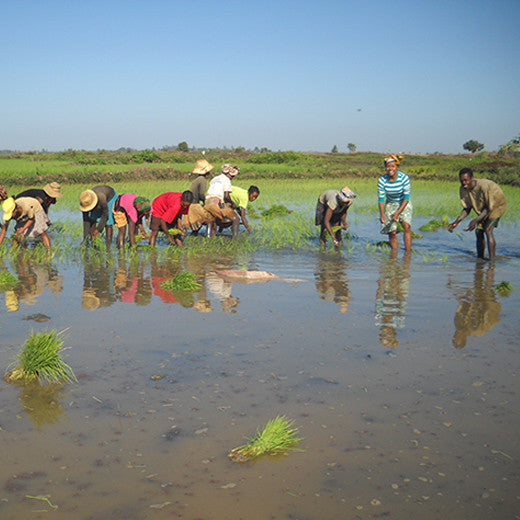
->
[230,186,249,209]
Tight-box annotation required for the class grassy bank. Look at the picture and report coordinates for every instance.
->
[1,150,518,186]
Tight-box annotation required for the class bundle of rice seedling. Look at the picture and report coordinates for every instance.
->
[4,329,77,385]
[228,415,303,462]
[0,270,19,291]
[161,271,201,291]
[495,281,514,296]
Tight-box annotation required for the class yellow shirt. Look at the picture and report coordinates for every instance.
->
[459,179,506,220]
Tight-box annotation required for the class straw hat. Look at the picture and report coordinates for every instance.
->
[79,190,98,212]
[191,159,214,175]
[43,182,63,198]
[82,288,100,310]
[2,197,16,222]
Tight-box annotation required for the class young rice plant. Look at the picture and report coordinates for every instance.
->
[228,415,303,462]
[4,329,77,385]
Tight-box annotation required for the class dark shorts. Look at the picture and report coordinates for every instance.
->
[477,217,500,231]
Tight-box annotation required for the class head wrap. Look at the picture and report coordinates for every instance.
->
[133,196,151,214]
[384,154,404,165]
[337,186,356,203]
[222,163,240,177]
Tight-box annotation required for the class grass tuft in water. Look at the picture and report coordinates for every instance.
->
[0,270,19,290]
[5,329,78,385]
[228,415,303,462]
[495,281,514,295]
[261,204,293,219]
[419,215,450,232]
[161,271,201,291]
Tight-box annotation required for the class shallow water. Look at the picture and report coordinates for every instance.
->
[0,218,519,520]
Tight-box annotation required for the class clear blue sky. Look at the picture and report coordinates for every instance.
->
[1,0,519,153]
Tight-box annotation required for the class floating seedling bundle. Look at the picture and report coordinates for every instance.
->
[228,415,303,462]
[4,329,77,385]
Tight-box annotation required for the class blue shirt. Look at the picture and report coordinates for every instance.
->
[377,171,411,204]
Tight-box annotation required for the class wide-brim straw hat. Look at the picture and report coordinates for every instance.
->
[191,159,214,175]
[43,182,63,198]
[79,190,98,212]
[2,197,16,222]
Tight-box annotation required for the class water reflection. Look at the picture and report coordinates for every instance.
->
[19,382,66,428]
[314,254,350,313]
[206,271,239,313]
[451,262,501,348]
[2,257,63,312]
[374,252,411,347]
[80,253,240,312]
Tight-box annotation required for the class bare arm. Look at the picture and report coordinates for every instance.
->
[448,208,470,232]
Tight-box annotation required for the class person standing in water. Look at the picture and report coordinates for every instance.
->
[378,154,412,251]
[448,167,506,260]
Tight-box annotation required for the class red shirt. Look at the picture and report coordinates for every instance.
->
[151,192,188,223]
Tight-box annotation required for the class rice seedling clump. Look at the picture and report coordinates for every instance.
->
[228,415,303,462]
[495,281,514,295]
[4,329,77,385]
[161,271,201,291]
[419,215,450,232]
[0,270,19,290]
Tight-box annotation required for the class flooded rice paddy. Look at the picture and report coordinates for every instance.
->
[0,214,519,520]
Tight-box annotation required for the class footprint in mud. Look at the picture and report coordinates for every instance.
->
[22,313,51,322]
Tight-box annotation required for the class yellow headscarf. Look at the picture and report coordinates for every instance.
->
[384,154,404,165]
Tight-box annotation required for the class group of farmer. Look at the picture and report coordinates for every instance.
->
[315,154,507,260]
[78,160,260,248]
[0,154,507,260]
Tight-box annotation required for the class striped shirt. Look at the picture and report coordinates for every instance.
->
[377,171,411,204]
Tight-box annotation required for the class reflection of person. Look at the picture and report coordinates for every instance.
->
[205,164,240,237]
[206,271,239,313]
[149,191,193,247]
[113,194,151,247]
[378,154,412,251]
[6,259,63,310]
[451,263,501,348]
[82,260,116,310]
[189,159,214,204]
[314,256,351,313]
[315,186,356,250]
[0,197,51,251]
[80,185,118,246]
[448,168,507,260]
[16,182,63,215]
[374,252,411,347]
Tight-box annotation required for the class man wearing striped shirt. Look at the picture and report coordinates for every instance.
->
[378,154,412,251]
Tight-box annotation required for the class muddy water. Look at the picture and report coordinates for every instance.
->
[0,221,519,520]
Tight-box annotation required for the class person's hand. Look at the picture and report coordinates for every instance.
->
[380,215,386,224]
[333,239,340,248]
[392,212,400,222]
[342,223,349,230]
[464,219,477,232]
[448,221,458,233]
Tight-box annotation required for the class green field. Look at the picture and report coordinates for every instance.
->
[1,149,519,186]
